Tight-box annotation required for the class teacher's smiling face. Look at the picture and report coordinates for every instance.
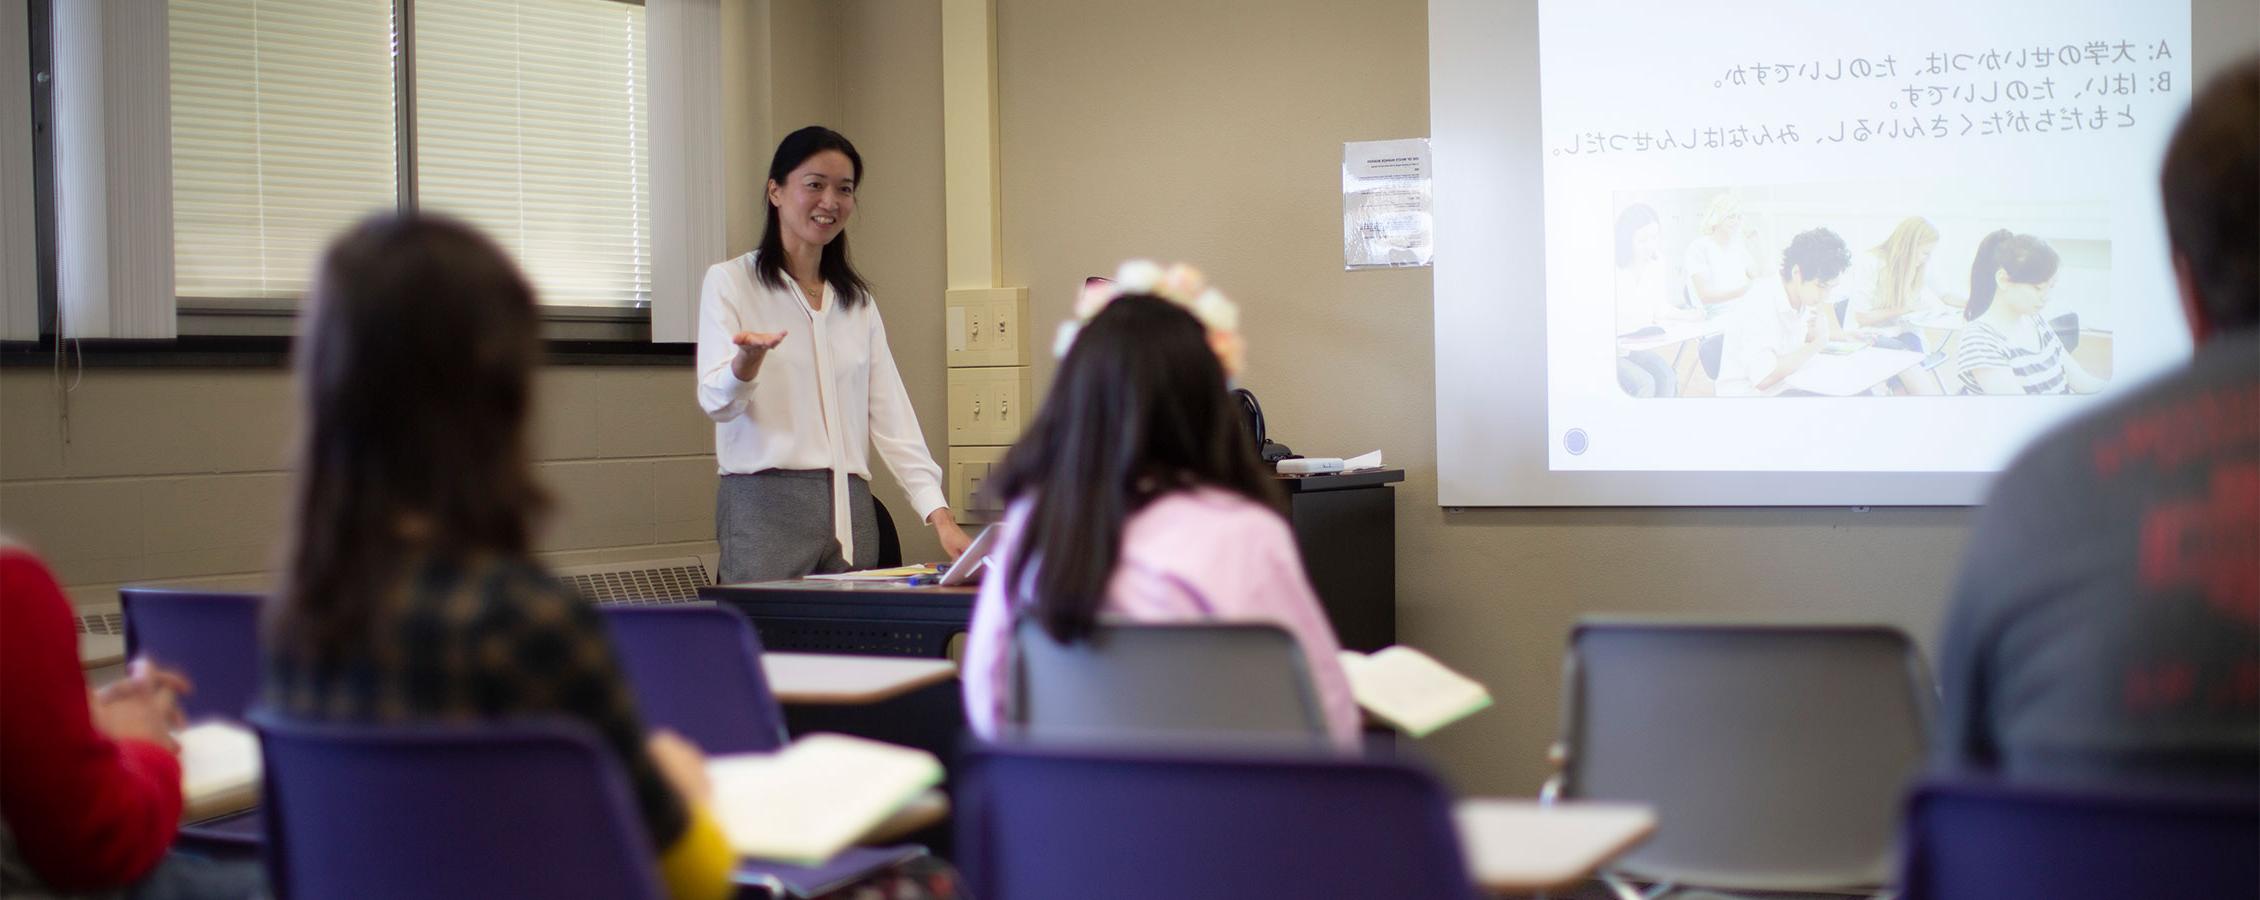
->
[767,149,857,254]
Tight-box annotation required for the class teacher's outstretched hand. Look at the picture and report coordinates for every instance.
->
[729,330,786,382]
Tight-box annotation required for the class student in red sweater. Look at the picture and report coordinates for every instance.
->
[0,544,263,899]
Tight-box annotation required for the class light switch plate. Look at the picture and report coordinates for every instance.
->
[947,366,1032,446]
[945,287,1030,367]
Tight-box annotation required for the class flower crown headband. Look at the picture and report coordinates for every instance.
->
[1053,259,1246,377]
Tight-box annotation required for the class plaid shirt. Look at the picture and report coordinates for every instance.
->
[262,555,686,851]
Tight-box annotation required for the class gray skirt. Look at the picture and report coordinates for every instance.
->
[716,469,879,583]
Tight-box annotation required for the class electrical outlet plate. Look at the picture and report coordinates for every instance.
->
[945,287,1030,367]
[946,366,1032,447]
[947,445,1011,524]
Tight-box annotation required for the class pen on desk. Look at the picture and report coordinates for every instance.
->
[905,574,940,587]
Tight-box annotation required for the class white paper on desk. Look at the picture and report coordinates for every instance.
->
[178,720,261,822]
[1344,450,1383,470]
[803,565,935,582]
[706,733,943,864]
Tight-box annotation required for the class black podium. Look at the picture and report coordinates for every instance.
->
[1277,468,1402,652]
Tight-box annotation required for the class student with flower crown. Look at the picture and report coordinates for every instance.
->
[958,262,1363,749]
[696,126,972,583]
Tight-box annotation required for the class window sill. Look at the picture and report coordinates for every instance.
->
[0,300,689,368]
[1,327,691,369]
[177,300,654,342]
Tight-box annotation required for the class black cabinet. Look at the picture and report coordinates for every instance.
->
[1278,469,1402,653]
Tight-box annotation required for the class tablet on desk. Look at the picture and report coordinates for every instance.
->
[937,525,1001,586]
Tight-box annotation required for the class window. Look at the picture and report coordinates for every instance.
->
[415,0,649,308]
[169,0,397,301]
[167,0,650,312]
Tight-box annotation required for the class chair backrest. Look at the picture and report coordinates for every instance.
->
[1008,618,1326,747]
[250,711,665,900]
[599,605,788,753]
[958,742,1479,900]
[119,588,262,720]
[872,494,903,569]
[1900,779,2259,900]
[1558,619,1933,892]
[2049,311,2082,352]
[1698,332,1725,380]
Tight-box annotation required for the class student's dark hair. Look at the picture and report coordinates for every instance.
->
[269,214,550,666]
[1613,203,1660,268]
[991,295,1280,643]
[755,125,871,309]
[1778,227,1851,283]
[1964,229,2059,321]
[2159,56,2259,333]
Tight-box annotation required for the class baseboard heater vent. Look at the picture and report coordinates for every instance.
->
[555,557,711,606]
[76,610,126,635]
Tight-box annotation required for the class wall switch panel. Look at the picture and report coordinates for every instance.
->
[945,287,1030,367]
[947,445,1011,523]
[947,365,1032,446]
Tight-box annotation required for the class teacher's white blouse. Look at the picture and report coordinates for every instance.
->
[695,252,948,561]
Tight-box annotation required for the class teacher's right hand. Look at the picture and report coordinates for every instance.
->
[730,331,786,382]
[733,331,787,354]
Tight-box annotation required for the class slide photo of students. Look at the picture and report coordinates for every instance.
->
[1613,203,1703,397]
[1956,230,2112,395]
[1714,228,1854,397]
[1838,217,1958,395]
[1609,180,2113,399]
[1682,193,1766,316]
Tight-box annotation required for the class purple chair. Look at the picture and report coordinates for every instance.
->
[599,606,930,896]
[120,588,266,849]
[957,742,1481,900]
[598,604,789,753]
[119,587,263,721]
[250,712,667,900]
[252,709,923,899]
[1900,778,2260,900]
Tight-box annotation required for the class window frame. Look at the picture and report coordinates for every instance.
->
[9,0,673,360]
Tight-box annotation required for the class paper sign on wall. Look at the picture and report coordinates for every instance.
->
[1343,138,1433,269]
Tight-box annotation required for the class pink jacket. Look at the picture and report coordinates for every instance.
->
[961,487,1361,748]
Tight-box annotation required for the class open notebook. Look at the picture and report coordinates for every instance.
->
[1339,646,1494,738]
[177,721,262,823]
[706,733,944,865]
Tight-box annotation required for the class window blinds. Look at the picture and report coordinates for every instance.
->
[167,0,652,310]
[415,0,650,308]
[168,0,397,301]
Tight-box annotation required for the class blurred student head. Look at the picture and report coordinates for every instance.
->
[272,214,549,661]
[1965,230,2059,322]
[992,289,1275,642]
[1779,227,1851,308]
[2160,56,2259,342]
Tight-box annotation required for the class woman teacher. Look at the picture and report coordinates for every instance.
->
[696,126,971,582]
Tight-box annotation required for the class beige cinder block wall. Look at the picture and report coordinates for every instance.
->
[0,366,722,610]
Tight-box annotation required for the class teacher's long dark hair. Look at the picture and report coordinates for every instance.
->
[754,125,872,308]
[991,295,1281,643]
[269,215,550,666]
